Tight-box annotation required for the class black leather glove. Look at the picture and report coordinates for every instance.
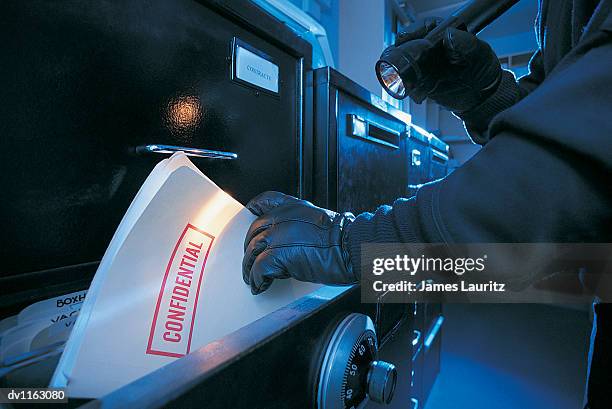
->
[395,17,502,112]
[242,191,356,295]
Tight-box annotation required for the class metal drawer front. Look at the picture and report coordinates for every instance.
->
[311,68,410,215]
[337,93,408,214]
[407,136,430,195]
[0,0,310,277]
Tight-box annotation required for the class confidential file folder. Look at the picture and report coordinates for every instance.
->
[50,152,320,398]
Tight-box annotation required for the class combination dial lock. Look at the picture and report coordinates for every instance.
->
[317,313,397,409]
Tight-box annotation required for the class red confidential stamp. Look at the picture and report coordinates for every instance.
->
[146,224,214,358]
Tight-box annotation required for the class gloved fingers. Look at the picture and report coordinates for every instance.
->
[428,82,479,111]
[246,191,301,216]
[442,28,481,65]
[244,198,332,251]
[429,77,472,97]
[242,231,270,285]
[248,251,290,295]
[408,76,438,104]
[244,214,271,251]
[395,17,442,45]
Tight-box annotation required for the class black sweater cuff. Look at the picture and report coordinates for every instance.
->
[345,183,442,280]
[458,70,521,145]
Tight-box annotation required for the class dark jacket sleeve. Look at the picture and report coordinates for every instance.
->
[347,28,612,281]
[459,51,546,144]
[516,50,546,94]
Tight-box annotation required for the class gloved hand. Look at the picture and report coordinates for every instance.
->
[394,17,502,112]
[242,191,356,295]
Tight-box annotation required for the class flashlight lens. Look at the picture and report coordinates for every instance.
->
[378,62,406,99]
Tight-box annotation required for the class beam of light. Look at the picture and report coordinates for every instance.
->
[192,189,242,234]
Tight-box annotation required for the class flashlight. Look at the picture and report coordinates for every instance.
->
[376,0,520,99]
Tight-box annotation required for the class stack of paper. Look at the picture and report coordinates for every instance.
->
[49,152,320,398]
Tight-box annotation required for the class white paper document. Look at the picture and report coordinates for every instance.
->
[50,152,320,398]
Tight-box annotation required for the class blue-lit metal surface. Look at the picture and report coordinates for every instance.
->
[424,316,445,349]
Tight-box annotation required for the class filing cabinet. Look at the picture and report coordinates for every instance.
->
[407,129,431,197]
[309,67,411,214]
[0,3,417,408]
[411,302,444,409]
[407,127,450,197]
[429,135,450,180]
[1,0,315,401]
[0,0,312,284]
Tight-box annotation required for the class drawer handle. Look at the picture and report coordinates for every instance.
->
[412,329,421,346]
[411,397,419,409]
[411,149,421,166]
[348,114,401,149]
[136,144,238,160]
[431,149,448,163]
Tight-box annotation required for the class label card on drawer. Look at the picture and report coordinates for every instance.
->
[234,40,279,94]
